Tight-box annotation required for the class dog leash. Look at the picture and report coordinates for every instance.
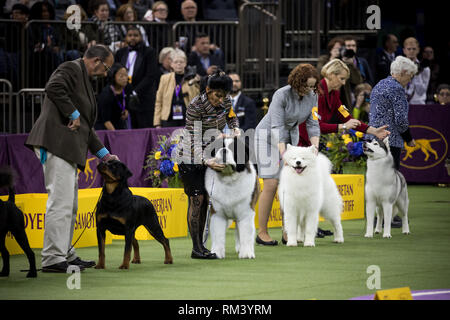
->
[66,189,103,255]
[202,177,215,246]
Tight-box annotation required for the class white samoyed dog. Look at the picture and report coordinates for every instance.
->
[278,145,344,247]
[205,137,259,259]
[363,137,410,238]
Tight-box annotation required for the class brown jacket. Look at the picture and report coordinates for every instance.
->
[153,72,199,126]
[25,59,104,170]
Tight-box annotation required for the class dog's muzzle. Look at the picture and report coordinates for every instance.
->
[362,142,373,153]
[293,165,306,174]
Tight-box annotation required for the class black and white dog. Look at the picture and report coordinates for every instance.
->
[205,136,259,259]
[363,137,410,238]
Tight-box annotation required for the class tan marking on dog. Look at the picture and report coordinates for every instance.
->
[105,182,119,194]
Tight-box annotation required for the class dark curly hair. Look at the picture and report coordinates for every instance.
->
[287,63,321,97]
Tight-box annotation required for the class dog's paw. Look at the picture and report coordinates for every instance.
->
[286,240,298,247]
[239,251,255,259]
[364,233,373,238]
[303,241,315,247]
[131,258,141,264]
[383,233,392,239]
[118,264,129,269]
[333,237,344,243]
[94,264,105,269]
[164,258,173,264]
[402,231,410,235]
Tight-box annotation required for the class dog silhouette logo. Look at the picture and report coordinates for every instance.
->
[403,138,440,162]
[400,125,448,170]
[77,157,100,188]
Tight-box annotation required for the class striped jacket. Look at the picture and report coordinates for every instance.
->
[176,92,239,164]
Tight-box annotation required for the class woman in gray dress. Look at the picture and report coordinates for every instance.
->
[255,64,321,245]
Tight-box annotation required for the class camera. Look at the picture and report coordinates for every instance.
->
[339,47,355,59]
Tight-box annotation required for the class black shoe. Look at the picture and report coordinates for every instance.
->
[281,236,287,245]
[256,235,278,246]
[391,216,403,228]
[316,229,325,238]
[69,257,96,268]
[42,261,84,273]
[318,228,333,236]
[191,249,218,259]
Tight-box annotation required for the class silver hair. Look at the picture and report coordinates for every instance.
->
[390,56,418,76]
[170,48,187,62]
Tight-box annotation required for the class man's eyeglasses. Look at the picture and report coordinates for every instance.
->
[101,60,111,73]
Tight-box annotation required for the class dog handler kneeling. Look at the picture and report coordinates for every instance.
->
[25,45,119,273]
[176,70,239,259]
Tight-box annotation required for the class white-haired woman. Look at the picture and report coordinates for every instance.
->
[153,49,200,127]
[369,56,417,169]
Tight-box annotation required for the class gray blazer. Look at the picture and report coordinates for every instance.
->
[256,85,320,146]
[25,59,105,170]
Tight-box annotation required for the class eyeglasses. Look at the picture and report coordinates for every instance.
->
[101,60,111,73]
[154,8,168,12]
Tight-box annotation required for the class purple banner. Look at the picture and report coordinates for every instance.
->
[399,105,450,184]
[0,127,180,195]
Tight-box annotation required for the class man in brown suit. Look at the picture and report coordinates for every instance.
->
[25,45,118,273]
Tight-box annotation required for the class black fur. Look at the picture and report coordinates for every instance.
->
[95,160,173,269]
[0,167,37,278]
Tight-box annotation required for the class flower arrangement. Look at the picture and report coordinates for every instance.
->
[144,134,183,188]
[321,129,367,173]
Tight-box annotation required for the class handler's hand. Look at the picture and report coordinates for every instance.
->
[407,139,416,147]
[68,117,80,131]
[373,124,390,140]
[205,158,225,172]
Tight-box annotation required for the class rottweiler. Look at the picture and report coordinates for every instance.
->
[95,160,173,269]
[0,168,37,277]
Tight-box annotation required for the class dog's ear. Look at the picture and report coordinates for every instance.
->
[286,144,292,150]
[383,136,390,150]
[118,162,133,180]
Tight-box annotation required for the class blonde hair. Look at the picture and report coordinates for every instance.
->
[321,59,350,79]
[403,37,419,48]
[158,47,175,64]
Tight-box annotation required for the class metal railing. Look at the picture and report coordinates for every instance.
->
[15,88,45,134]
[0,79,13,133]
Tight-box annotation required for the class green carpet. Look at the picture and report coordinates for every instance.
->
[1,185,449,300]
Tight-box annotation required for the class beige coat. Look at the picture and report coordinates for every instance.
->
[153,72,199,126]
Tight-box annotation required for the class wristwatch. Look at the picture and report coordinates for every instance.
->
[342,124,347,130]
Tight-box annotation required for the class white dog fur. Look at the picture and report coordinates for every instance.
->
[363,137,410,238]
[205,137,259,259]
[279,145,344,247]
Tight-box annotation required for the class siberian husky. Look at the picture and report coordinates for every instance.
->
[363,138,410,238]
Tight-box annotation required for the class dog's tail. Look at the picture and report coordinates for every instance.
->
[0,166,15,203]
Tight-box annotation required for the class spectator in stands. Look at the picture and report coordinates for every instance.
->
[4,0,38,14]
[435,84,450,105]
[188,33,225,76]
[89,0,123,53]
[144,1,169,22]
[316,37,362,111]
[128,0,153,20]
[255,63,321,245]
[115,26,158,128]
[352,83,372,123]
[153,49,200,128]
[343,35,375,86]
[116,3,149,47]
[298,59,389,147]
[96,63,131,130]
[375,34,399,83]
[403,37,430,105]
[369,56,417,170]
[60,5,98,61]
[201,0,237,21]
[158,47,175,75]
[181,0,197,21]
[1,3,29,90]
[422,46,441,104]
[28,1,62,88]
[316,37,344,73]
[228,71,257,131]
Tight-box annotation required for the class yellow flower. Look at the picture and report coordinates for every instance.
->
[326,142,333,148]
[173,163,179,172]
[155,151,161,160]
[355,131,364,138]
[154,170,160,176]
[344,138,353,145]
[341,134,350,140]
